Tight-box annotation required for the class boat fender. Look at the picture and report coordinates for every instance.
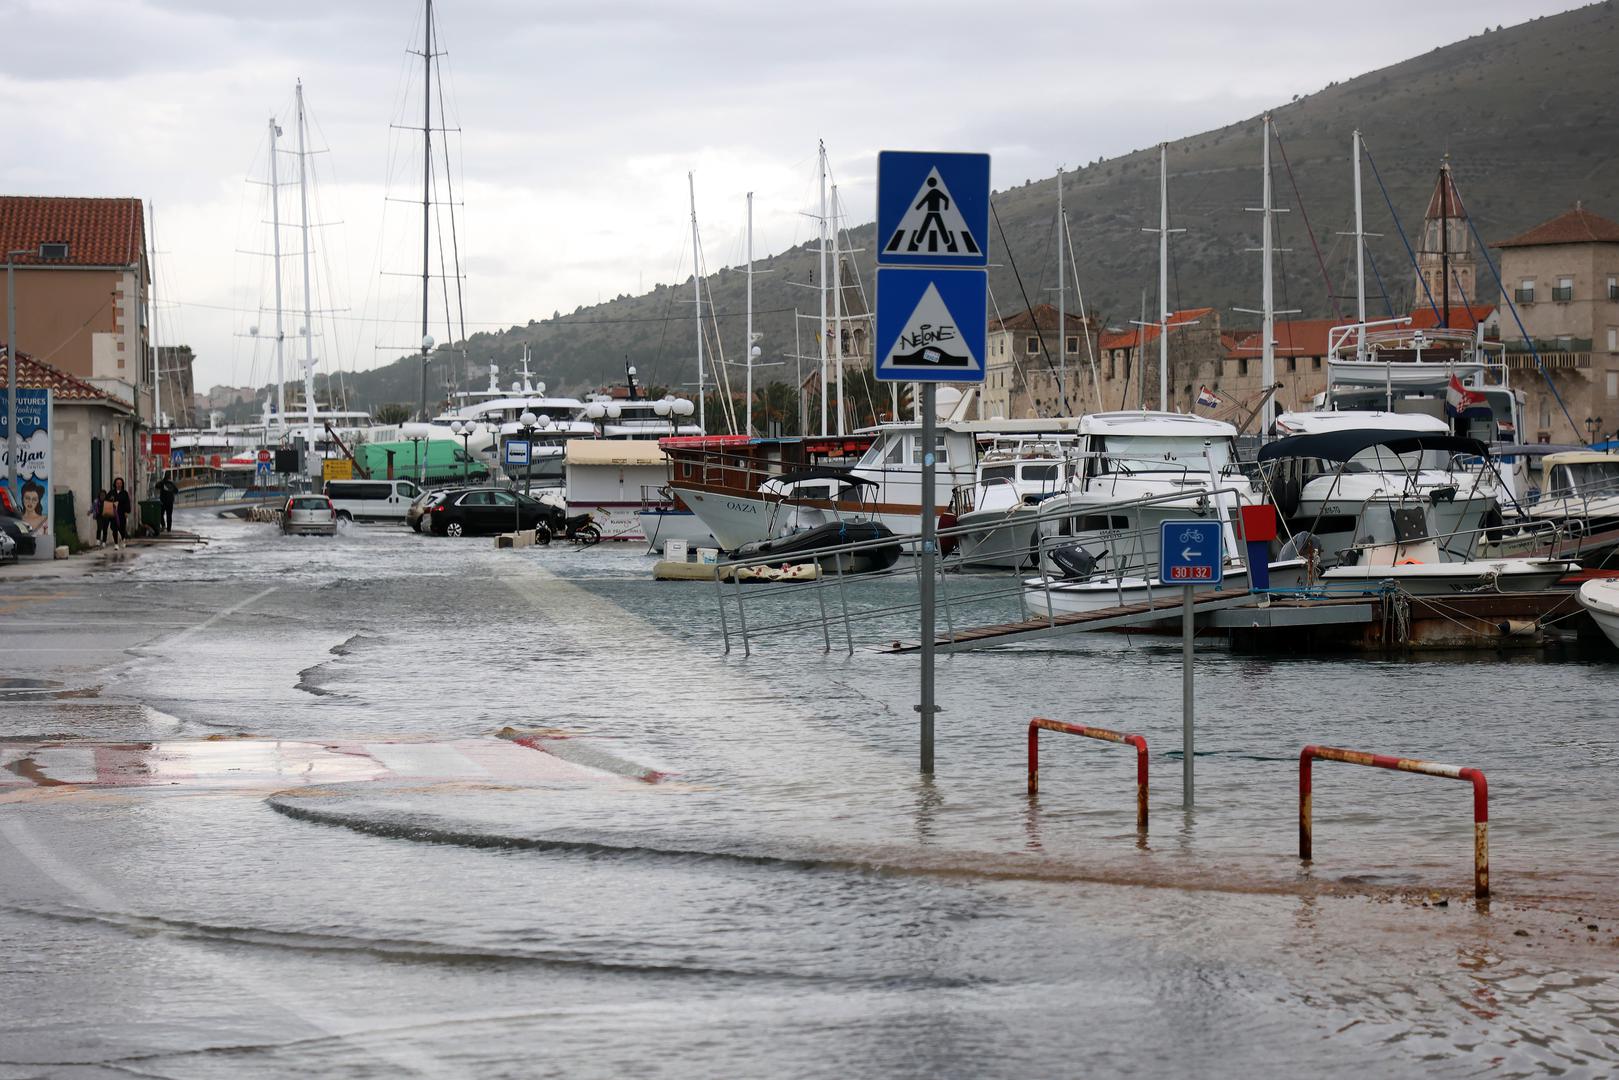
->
[1396,558,1423,566]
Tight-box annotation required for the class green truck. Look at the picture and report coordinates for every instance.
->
[351,440,490,487]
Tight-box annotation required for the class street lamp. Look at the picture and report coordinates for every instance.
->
[449,420,480,485]
[1585,416,1603,446]
[514,410,540,533]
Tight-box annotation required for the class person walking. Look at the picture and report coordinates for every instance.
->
[107,477,132,550]
[156,472,179,533]
[89,488,110,547]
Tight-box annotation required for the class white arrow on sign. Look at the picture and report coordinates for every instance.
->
[1182,548,1201,560]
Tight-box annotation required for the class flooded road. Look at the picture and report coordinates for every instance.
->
[2,510,1616,1078]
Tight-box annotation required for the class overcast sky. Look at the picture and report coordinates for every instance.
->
[0,0,1579,394]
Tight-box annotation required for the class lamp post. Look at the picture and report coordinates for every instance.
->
[515,410,539,533]
[5,248,32,499]
[1585,416,1603,446]
[449,420,479,485]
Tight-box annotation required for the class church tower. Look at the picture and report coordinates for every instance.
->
[1413,159,1477,325]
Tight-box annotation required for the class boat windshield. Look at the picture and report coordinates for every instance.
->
[1344,446,1457,473]
[1096,435,1232,473]
[1559,460,1619,495]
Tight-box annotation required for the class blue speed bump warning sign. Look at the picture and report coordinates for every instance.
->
[874,267,987,383]
[877,151,990,268]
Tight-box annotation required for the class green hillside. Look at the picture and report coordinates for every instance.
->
[320,2,1619,417]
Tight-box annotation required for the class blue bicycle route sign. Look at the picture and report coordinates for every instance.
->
[1159,520,1223,585]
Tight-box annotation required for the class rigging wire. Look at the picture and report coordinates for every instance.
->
[1271,122,1343,322]
[989,197,1075,417]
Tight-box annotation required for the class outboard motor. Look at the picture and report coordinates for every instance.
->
[1048,542,1106,581]
[1278,530,1323,563]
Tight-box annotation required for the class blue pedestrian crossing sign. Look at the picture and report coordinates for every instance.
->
[877,151,990,268]
[874,267,987,383]
[1159,520,1224,585]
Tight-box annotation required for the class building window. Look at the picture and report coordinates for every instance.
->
[38,241,69,259]
[1541,400,1553,428]
[1556,335,1574,351]
[1026,336,1040,353]
[1609,276,1618,301]
[1609,371,1618,398]
[1286,357,1297,373]
[1238,358,1249,377]
[1312,356,1322,370]
[1554,276,1574,303]
[1066,335,1078,355]
[1609,327,1618,353]
[1516,279,1535,304]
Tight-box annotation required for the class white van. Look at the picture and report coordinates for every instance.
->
[324,478,422,523]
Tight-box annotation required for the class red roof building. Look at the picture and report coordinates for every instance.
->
[1495,204,1619,249]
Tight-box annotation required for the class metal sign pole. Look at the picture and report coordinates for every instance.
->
[1182,584,1195,809]
[919,382,937,774]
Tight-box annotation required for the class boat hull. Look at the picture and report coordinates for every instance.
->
[1021,561,1307,619]
[636,509,717,553]
[1320,559,1576,595]
[1577,579,1619,651]
[956,507,1040,569]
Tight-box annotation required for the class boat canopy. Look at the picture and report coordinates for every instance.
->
[775,467,877,487]
[1257,429,1488,464]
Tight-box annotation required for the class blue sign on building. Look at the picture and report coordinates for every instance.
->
[876,151,990,269]
[874,267,987,383]
[503,439,531,467]
[1159,520,1224,585]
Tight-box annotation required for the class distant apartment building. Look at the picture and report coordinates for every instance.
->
[1493,204,1619,444]
[0,196,151,414]
[1091,308,1222,416]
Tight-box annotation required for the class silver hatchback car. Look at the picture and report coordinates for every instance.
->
[282,494,338,536]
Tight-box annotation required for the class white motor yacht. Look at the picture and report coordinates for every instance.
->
[1578,578,1619,652]
[953,437,1076,569]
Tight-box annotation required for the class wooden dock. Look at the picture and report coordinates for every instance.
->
[880,587,1594,654]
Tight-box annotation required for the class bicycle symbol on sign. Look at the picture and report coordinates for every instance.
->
[1178,528,1204,545]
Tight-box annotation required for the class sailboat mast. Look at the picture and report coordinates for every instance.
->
[297,80,317,471]
[689,172,704,433]
[150,204,162,429]
[268,115,286,431]
[1439,160,1451,329]
[1056,167,1066,408]
[1260,115,1276,433]
[832,182,844,438]
[1353,129,1367,360]
[419,0,433,422]
[745,191,754,436]
[817,141,829,437]
[1158,142,1169,412]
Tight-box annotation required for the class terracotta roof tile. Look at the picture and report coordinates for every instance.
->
[988,303,1095,334]
[1406,304,1495,329]
[1423,166,1468,220]
[0,196,146,268]
[0,349,130,407]
[1096,308,1212,351]
[1495,205,1619,248]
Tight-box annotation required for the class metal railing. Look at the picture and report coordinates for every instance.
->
[1299,744,1489,898]
[1027,719,1149,830]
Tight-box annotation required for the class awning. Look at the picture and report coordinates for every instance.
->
[563,439,668,466]
[1257,429,1489,464]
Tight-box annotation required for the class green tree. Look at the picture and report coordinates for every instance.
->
[373,403,412,425]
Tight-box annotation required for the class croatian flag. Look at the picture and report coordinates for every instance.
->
[1196,385,1222,409]
[1445,373,1489,419]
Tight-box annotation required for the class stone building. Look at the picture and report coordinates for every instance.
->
[1092,308,1222,415]
[156,344,197,428]
[1414,162,1480,317]
[1493,204,1619,444]
[982,303,1100,419]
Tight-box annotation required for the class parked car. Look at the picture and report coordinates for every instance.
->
[0,491,37,558]
[281,494,338,536]
[406,490,446,533]
[0,528,16,564]
[324,478,422,523]
[429,487,549,537]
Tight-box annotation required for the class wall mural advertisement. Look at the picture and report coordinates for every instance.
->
[1,388,53,555]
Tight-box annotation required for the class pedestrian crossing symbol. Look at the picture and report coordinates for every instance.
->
[876,151,990,268]
[883,169,982,258]
[874,267,987,382]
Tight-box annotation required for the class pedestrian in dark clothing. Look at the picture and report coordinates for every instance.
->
[89,488,110,547]
[108,477,131,550]
[156,473,179,532]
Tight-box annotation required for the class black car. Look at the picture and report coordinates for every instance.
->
[0,495,37,558]
[429,487,550,537]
